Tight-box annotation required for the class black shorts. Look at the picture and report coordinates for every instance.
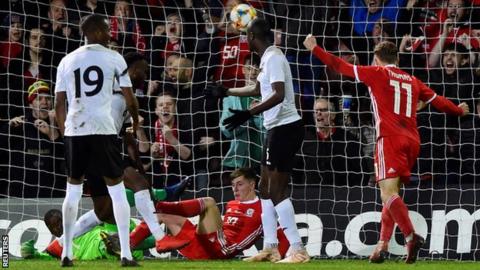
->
[64,135,123,180]
[84,171,109,197]
[262,120,304,172]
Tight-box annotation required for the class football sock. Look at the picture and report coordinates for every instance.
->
[155,199,205,217]
[61,182,83,260]
[133,236,156,250]
[385,195,414,240]
[134,189,164,240]
[275,199,303,251]
[380,205,395,242]
[108,182,133,260]
[261,199,278,249]
[130,221,152,248]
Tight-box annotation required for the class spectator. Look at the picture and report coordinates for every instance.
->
[294,98,366,186]
[110,0,146,54]
[0,80,65,198]
[273,0,328,124]
[149,12,195,81]
[220,53,265,179]
[427,0,479,68]
[143,92,194,188]
[417,42,478,183]
[0,14,24,70]
[41,0,81,67]
[172,57,220,188]
[459,95,480,184]
[8,27,53,118]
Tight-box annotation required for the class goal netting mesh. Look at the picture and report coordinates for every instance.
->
[1,0,480,260]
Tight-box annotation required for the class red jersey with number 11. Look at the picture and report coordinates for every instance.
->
[353,65,436,141]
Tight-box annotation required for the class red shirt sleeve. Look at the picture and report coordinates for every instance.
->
[312,46,356,79]
[417,79,463,116]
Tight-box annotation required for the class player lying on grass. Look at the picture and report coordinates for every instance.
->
[20,180,191,260]
[102,167,291,260]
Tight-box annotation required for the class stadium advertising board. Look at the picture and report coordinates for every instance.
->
[1,186,479,260]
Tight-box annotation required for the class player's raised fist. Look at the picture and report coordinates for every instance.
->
[458,102,470,116]
[303,34,317,51]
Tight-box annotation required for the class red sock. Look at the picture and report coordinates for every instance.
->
[130,221,151,248]
[386,195,414,239]
[155,199,205,217]
[45,239,62,258]
[380,205,395,242]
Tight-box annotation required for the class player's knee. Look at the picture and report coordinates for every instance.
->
[202,197,217,208]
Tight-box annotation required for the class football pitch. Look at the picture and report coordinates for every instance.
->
[7,259,480,270]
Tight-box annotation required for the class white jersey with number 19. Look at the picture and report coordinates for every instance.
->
[54,44,132,136]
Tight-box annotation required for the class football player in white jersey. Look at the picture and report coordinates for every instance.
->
[54,14,139,267]
[207,18,309,263]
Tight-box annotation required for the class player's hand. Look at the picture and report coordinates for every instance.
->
[9,115,25,127]
[204,83,228,98]
[303,34,317,51]
[458,102,470,116]
[21,240,39,259]
[223,108,252,131]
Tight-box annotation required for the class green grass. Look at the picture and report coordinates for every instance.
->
[7,259,480,270]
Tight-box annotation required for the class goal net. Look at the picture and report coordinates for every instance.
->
[1,0,480,260]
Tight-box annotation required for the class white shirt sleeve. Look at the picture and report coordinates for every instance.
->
[54,60,66,93]
[266,55,286,84]
[115,53,132,88]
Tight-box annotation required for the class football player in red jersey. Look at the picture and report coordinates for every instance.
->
[103,167,289,259]
[304,35,469,264]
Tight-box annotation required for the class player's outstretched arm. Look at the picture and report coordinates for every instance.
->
[430,96,470,116]
[227,81,260,97]
[303,34,356,79]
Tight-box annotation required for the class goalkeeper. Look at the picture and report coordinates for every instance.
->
[20,180,190,260]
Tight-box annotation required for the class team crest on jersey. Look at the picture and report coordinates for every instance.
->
[246,208,255,217]
[239,35,248,42]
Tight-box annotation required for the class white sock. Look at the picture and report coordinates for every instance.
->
[134,189,164,240]
[261,199,278,249]
[108,182,133,260]
[275,198,303,251]
[58,210,101,246]
[74,209,101,237]
[61,182,83,259]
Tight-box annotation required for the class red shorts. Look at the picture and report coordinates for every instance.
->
[374,136,420,183]
[177,220,229,260]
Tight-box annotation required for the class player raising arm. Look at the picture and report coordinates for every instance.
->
[303,35,469,264]
[54,14,139,267]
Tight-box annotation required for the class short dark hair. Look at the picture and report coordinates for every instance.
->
[374,41,398,64]
[248,18,272,43]
[244,52,260,66]
[44,209,62,223]
[230,167,257,182]
[444,42,469,55]
[80,14,108,34]
[124,52,147,69]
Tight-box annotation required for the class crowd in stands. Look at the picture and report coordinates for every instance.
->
[1,0,479,198]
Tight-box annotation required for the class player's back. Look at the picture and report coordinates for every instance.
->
[355,65,427,141]
[56,44,128,136]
